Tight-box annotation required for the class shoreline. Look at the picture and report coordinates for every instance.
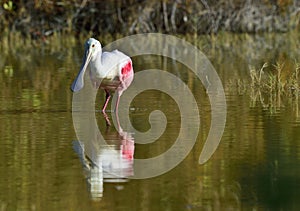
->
[1,1,299,39]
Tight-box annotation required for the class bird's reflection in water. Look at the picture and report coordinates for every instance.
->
[73,112,134,200]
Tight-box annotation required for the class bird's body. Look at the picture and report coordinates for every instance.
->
[71,38,134,112]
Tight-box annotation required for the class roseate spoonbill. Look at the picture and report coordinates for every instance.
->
[71,38,134,112]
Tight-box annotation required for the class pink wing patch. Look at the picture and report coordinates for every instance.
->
[121,61,132,75]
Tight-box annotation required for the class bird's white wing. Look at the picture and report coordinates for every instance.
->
[101,50,131,79]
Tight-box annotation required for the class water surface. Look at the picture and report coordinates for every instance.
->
[0,33,300,210]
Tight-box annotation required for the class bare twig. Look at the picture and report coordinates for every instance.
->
[162,0,169,32]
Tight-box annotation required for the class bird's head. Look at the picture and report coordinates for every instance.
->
[71,38,102,92]
[85,38,102,61]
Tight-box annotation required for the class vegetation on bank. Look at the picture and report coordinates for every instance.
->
[0,0,300,38]
[247,62,299,112]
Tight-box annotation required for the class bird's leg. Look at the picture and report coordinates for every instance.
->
[115,107,121,132]
[102,111,111,126]
[115,92,121,114]
[102,89,111,112]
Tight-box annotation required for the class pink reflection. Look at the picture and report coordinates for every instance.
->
[73,112,134,200]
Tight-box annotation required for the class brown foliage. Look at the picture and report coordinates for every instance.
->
[0,0,299,37]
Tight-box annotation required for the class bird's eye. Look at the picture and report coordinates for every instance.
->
[92,44,95,48]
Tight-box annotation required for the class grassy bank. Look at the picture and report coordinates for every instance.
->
[0,0,300,39]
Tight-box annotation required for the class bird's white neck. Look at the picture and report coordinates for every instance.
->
[89,51,107,78]
[90,49,102,63]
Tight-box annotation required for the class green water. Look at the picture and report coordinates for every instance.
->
[0,33,300,210]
